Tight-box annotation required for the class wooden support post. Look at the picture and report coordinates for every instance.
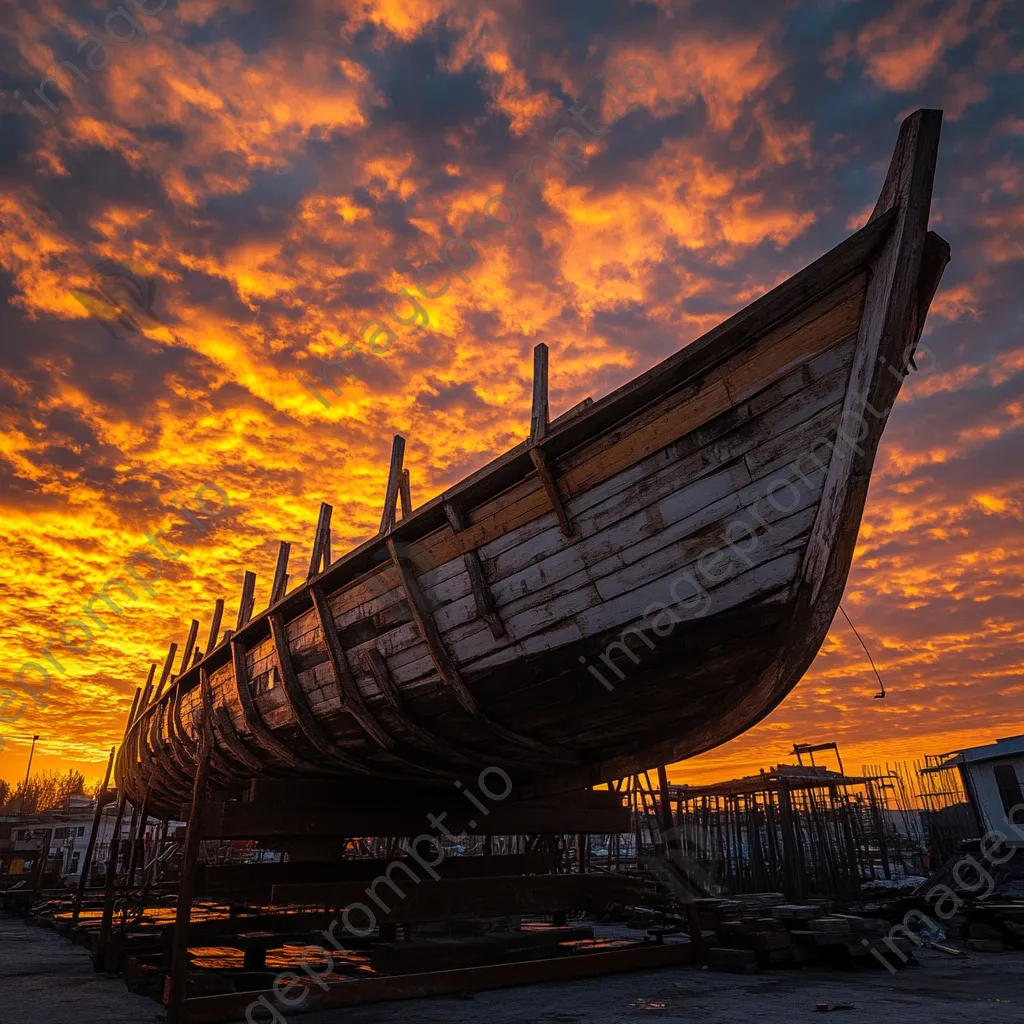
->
[235,571,257,630]
[527,345,572,536]
[29,827,53,903]
[379,435,406,535]
[271,541,290,604]
[95,787,127,972]
[530,343,549,441]
[166,711,214,1024]
[306,504,333,579]
[179,620,199,675]
[656,764,703,958]
[71,746,115,926]
[125,784,151,895]
[400,468,412,519]
[204,599,224,656]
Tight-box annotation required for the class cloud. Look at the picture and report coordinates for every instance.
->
[0,0,1021,786]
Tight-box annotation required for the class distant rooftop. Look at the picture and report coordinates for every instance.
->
[940,734,1024,767]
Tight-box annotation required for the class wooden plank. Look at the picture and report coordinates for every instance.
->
[268,873,645,919]
[217,793,631,839]
[199,853,550,896]
[184,934,688,1022]
[445,454,825,667]
[149,702,193,799]
[912,231,951,359]
[463,547,506,639]
[270,541,290,604]
[551,395,593,427]
[379,435,406,535]
[94,785,128,970]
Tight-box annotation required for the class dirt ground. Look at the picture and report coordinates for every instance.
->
[2,913,1023,1024]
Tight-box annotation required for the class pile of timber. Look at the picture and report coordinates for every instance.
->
[695,894,917,970]
[961,900,1024,952]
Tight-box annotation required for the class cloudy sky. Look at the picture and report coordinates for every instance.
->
[0,0,1021,790]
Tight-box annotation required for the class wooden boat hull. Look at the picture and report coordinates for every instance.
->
[116,110,949,814]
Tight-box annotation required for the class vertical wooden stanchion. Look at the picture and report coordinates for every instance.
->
[235,571,257,630]
[270,541,290,605]
[205,599,225,656]
[378,437,406,535]
[166,711,214,1023]
[178,620,200,675]
[121,783,151,927]
[95,790,127,972]
[71,746,115,926]
[657,764,703,960]
[29,827,53,903]
[530,343,549,441]
[126,785,151,889]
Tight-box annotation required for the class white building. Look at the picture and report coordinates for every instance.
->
[6,796,118,884]
[940,734,1024,845]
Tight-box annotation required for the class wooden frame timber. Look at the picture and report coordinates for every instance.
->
[204,599,224,656]
[270,541,290,604]
[306,504,332,579]
[386,535,577,765]
[444,500,505,639]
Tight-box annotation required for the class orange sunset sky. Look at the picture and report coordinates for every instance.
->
[0,0,1021,793]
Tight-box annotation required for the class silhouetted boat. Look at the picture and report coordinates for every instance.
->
[117,110,948,814]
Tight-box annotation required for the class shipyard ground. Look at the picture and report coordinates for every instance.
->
[2,914,1023,1024]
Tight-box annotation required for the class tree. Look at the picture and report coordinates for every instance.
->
[0,778,10,809]
[1,770,86,815]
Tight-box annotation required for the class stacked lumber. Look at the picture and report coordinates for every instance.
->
[964,900,1024,952]
[695,895,915,970]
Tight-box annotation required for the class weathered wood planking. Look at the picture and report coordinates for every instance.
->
[118,111,949,812]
